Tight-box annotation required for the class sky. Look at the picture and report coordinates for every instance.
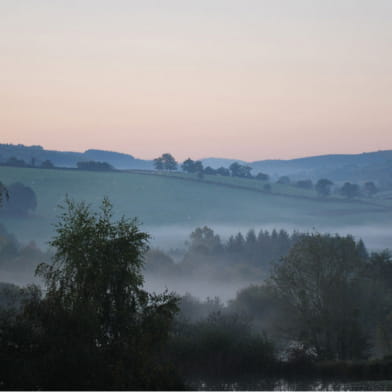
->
[1,0,391,161]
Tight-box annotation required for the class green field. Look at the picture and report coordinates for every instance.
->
[1,166,392,247]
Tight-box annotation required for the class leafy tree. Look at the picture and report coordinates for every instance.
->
[216,167,230,176]
[4,156,27,167]
[154,153,178,171]
[277,176,290,185]
[153,156,164,170]
[40,159,55,169]
[193,160,203,173]
[204,166,216,175]
[271,233,369,360]
[296,180,313,189]
[363,181,378,197]
[0,198,180,388]
[315,178,333,197]
[76,160,114,171]
[187,226,222,255]
[229,162,252,178]
[340,182,360,199]
[181,158,203,174]
[181,158,195,173]
[1,182,37,216]
[256,172,269,181]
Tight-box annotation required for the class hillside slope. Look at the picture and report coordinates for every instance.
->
[1,167,392,248]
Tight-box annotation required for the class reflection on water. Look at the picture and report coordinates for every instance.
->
[192,378,392,391]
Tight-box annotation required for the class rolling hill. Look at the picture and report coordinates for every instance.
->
[2,144,392,185]
[1,166,392,250]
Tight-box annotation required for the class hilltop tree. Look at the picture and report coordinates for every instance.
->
[154,153,178,171]
[181,158,203,174]
[229,162,252,178]
[181,158,195,173]
[315,178,333,197]
[203,166,216,175]
[153,156,164,170]
[216,167,230,176]
[77,161,114,171]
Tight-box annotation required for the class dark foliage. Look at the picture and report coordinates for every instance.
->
[76,160,114,171]
[0,198,182,389]
[295,179,313,189]
[168,312,276,382]
[277,176,290,185]
[229,162,253,178]
[1,182,37,216]
[154,153,178,171]
[340,182,360,199]
[315,178,334,197]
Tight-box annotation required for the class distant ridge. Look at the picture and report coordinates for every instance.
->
[201,150,392,183]
[0,144,153,170]
[1,144,392,183]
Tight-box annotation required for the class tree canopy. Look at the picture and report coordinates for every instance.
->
[315,179,333,197]
[271,233,369,360]
[154,153,178,171]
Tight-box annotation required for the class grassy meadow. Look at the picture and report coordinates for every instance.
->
[1,166,392,248]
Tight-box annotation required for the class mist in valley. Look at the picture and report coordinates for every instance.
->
[2,218,392,301]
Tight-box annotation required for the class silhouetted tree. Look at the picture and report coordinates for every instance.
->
[40,159,54,169]
[76,161,114,171]
[153,156,164,170]
[296,180,313,189]
[340,182,360,199]
[229,162,252,178]
[0,198,181,389]
[4,157,27,167]
[315,178,333,197]
[204,166,216,175]
[187,226,222,255]
[271,233,369,360]
[216,167,230,176]
[256,172,269,181]
[277,176,290,185]
[363,181,378,197]
[154,153,178,171]
[181,158,195,173]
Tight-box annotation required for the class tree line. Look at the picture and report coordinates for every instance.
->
[153,153,379,198]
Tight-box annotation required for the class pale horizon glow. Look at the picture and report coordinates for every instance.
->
[1,0,391,161]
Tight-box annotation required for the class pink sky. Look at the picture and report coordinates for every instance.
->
[1,0,391,161]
